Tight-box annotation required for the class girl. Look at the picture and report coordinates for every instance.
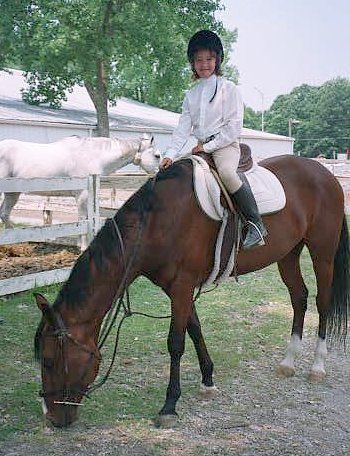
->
[159,30,267,249]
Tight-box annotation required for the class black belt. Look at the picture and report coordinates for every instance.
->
[203,134,217,144]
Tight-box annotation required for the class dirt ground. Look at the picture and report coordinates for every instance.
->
[1,337,350,456]
[1,238,349,454]
[0,242,80,280]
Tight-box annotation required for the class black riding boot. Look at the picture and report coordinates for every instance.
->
[232,183,267,250]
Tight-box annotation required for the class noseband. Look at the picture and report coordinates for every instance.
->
[39,312,101,406]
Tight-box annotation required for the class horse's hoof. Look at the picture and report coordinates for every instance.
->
[153,414,179,429]
[275,364,295,378]
[199,383,219,400]
[308,370,326,383]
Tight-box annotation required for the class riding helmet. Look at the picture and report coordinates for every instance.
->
[187,30,224,63]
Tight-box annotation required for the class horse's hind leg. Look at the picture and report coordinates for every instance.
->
[187,304,218,398]
[276,242,308,378]
[306,247,335,382]
[0,192,20,227]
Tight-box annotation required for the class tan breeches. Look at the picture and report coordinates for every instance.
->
[211,142,242,193]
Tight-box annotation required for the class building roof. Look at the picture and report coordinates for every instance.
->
[0,69,291,141]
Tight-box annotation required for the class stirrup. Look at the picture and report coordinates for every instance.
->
[243,221,267,250]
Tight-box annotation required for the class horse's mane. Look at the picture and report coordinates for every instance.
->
[34,160,193,359]
[155,159,191,181]
[57,160,193,304]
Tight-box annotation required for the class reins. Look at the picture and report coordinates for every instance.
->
[87,175,173,395]
[87,173,215,395]
[41,169,217,404]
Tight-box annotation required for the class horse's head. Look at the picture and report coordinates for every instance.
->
[136,133,161,173]
[34,293,101,428]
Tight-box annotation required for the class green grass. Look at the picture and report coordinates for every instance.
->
[0,249,318,446]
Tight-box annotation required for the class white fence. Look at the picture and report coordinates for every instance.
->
[0,174,150,296]
[0,175,100,296]
[315,158,350,214]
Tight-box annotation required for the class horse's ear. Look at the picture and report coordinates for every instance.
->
[34,293,54,324]
[34,292,49,312]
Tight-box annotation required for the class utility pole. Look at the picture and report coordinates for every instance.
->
[288,118,301,138]
[254,87,265,132]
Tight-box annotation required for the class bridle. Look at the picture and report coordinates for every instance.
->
[39,176,156,407]
[39,311,101,406]
[133,136,154,166]
[38,161,214,414]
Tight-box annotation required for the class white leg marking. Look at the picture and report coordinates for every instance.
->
[199,383,219,399]
[310,337,327,378]
[280,334,302,370]
[41,398,48,416]
[276,334,302,377]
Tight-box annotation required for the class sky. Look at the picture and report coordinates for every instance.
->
[217,0,349,111]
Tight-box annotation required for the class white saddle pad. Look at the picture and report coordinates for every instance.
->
[190,156,286,221]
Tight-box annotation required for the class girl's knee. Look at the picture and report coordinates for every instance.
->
[217,168,241,193]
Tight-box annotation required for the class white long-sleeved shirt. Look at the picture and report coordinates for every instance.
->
[165,74,244,160]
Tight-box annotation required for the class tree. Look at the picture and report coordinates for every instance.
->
[243,106,261,131]
[264,80,350,157]
[1,0,237,136]
[0,1,27,68]
[307,78,350,157]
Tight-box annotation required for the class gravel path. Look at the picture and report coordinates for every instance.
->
[2,337,349,456]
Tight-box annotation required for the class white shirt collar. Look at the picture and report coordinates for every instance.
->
[199,74,217,86]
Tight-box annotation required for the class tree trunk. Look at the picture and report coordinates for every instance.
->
[85,59,110,137]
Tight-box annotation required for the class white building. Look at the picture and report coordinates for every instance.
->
[0,69,293,161]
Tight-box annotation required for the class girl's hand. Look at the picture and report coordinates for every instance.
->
[159,157,173,170]
[192,144,204,154]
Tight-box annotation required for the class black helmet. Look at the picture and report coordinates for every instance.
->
[187,30,224,63]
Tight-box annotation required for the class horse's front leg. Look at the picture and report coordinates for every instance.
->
[187,304,218,399]
[0,192,20,228]
[155,286,194,428]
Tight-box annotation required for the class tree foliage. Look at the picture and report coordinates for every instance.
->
[243,106,262,131]
[263,78,350,157]
[0,0,238,136]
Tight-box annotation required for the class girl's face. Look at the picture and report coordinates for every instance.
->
[193,49,217,79]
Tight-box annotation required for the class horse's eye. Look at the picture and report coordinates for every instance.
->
[43,358,54,370]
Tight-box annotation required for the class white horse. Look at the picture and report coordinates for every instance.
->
[0,134,160,247]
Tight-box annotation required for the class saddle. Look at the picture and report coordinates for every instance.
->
[189,144,286,287]
[196,143,286,217]
[203,143,254,175]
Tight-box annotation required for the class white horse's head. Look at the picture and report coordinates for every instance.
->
[136,134,161,173]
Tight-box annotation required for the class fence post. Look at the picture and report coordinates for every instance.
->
[87,174,100,244]
[92,174,100,237]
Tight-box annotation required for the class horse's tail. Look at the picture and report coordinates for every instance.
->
[327,216,350,346]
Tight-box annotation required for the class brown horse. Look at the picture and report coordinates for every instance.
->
[34,154,349,428]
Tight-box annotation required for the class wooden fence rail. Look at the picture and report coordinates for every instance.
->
[0,175,100,296]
